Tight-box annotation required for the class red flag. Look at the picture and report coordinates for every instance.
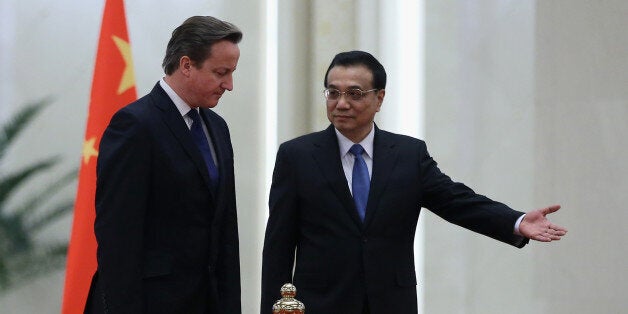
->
[62,0,137,312]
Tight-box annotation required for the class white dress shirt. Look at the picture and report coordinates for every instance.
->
[159,78,218,167]
[335,124,375,195]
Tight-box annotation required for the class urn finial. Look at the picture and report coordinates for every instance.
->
[272,283,305,314]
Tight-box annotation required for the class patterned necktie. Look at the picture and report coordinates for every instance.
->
[349,144,369,221]
[187,109,219,189]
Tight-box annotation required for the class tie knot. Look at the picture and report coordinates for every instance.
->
[349,144,365,157]
[187,108,201,124]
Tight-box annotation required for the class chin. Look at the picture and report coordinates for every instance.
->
[201,102,219,109]
[333,124,352,133]
[333,119,352,128]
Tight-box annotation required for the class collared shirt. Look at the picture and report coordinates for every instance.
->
[159,78,218,166]
[335,124,375,195]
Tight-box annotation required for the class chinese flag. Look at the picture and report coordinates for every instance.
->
[62,0,137,312]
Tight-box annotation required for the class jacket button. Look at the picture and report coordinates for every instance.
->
[362,238,368,243]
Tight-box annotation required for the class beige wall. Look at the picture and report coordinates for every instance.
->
[425,1,627,313]
[1,0,626,313]
[534,1,628,312]
[424,1,538,312]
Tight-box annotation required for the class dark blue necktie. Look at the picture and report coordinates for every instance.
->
[188,109,219,188]
[349,144,369,221]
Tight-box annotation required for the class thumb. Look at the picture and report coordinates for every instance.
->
[542,204,561,216]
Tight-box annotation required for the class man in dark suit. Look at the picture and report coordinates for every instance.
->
[85,16,242,314]
[260,51,567,314]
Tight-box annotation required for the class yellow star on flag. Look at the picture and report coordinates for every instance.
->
[112,35,136,95]
[82,136,99,165]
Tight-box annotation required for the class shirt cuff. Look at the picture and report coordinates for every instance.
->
[514,214,526,236]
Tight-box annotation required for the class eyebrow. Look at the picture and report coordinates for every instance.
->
[328,84,365,90]
[214,66,236,73]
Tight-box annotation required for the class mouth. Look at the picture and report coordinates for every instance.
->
[333,114,353,119]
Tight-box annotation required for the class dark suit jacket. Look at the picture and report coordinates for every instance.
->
[261,124,527,314]
[85,83,241,314]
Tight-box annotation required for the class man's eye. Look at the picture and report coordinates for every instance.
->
[347,90,362,97]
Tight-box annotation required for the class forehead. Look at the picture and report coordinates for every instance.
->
[201,40,240,68]
[327,65,373,88]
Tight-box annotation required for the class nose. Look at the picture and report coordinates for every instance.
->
[335,95,351,109]
[221,74,234,91]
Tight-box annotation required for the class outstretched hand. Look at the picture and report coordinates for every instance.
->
[519,205,567,242]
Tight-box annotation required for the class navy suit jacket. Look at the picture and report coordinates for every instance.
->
[85,83,240,314]
[261,124,527,314]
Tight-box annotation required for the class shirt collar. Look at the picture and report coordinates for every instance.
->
[335,124,375,158]
[159,78,195,117]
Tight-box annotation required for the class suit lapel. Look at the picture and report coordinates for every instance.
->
[311,126,364,229]
[364,126,398,228]
[149,84,214,192]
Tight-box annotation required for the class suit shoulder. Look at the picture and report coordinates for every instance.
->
[204,108,228,127]
[115,83,168,117]
[108,94,153,123]
[377,129,426,147]
[278,129,327,150]
[104,94,162,139]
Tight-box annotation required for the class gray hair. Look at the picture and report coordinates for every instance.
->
[162,16,242,75]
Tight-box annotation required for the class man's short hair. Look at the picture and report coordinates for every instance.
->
[162,16,242,75]
[324,50,387,90]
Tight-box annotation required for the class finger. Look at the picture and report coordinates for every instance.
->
[547,231,563,240]
[551,230,567,236]
[541,233,563,241]
[530,229,552,242]
[542,204,561,215]
[534,227,562,242]
[549,224,568,234]
[549,234,562,240]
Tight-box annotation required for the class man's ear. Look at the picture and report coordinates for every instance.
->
[179,56,192,76]
[376,89,385,111]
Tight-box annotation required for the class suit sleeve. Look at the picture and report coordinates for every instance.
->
[261,144,300,314]
[418,142,528,247]
[94,108,151,312]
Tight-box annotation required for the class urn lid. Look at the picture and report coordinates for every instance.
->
[272,283,305,313]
